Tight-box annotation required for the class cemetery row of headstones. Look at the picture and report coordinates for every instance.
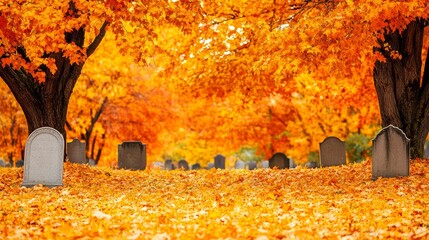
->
[18,125,410,187]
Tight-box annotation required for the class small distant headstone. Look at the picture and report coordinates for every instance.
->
[214,154,225,169]
[0,159,6,167]
[67,139,86,164]
[164,159,174,170]
[261,160,269,168]
[424,143,429,158]
[151,161,163,169]
[269,152,289,169]
[22,127,64,187]
[372,125,410,180]
[235,160,245,169]
[319,136,346,167]
[178,159,189,170]
[16,159,24,168]
[118,141,146,170]
[289,158,297,168]
[191,163,201,170]
[305,161,318,168]
[88,158,96,166]
[248,161,257,170]
[207,162,215,170]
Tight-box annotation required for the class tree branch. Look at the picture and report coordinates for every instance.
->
[87,21,109,57]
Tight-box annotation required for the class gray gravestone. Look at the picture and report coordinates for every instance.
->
[207,162,214,170]
[16,159,24,167]
[235,160,245,169]
[269,152,289,169]
[289,158,297,168]
[214,154,225,169]
[178,159,189,170]
[248,161,257,170]
[88,158,96,166]
[261,160,269,168]
[118,141,146,170]
[319,136,346,167]
[22,127,64,187]
[424,143,429,158]
[164,159,174,170]
[305,161,318,168]
[67,138,86,164]
[372,125,410,180]
[191,163,201,170]
[0,158,6,167]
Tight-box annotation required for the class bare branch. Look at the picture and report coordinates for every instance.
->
[87,21,109,57]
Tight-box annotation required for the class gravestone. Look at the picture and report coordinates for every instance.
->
[118,141,146,170]
[67,139,86,164]
[319,136,346,167]
[214,154,225,169]
[0,158,6,167]
[424,143,429,158]
[16,159,24,168]
[207,162,215,170]
[372,125,410,180]
[151,161,163,169]
[22,127,64,187]
[191,163,201,170]
[261,160,269,168]
[178,159,190,170]
[248,161,257,170]
[269,152,289,169]
[305,161,318,168]
[164,159,174,170]
[235,160,245,169]
[88,158,96,166]
[289,158,297,168]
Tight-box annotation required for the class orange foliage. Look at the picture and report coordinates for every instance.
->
[1,160,429,238]
[0,81,27,164]
[68,33,179,167]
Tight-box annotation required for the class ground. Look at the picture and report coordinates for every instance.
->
[0,160,428,239]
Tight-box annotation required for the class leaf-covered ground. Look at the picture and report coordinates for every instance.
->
[1,160,429,239]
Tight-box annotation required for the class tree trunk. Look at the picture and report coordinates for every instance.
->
[0,59,84,152]
[373,19,429,158]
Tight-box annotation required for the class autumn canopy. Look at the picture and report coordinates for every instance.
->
[0,0,429,165]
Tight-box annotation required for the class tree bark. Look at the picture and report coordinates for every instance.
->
[373,19,429,158]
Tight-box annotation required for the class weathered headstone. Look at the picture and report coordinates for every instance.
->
[178,159,190,170]
[67,139,86,164]
[372,125,410,180]
[151,161,163,169]
[248,161,257,170]
[424,143,429,158]
[207,162,215,170]
[319,136,346,167]
[214,154,225,169]
[261,160,269,168]
[118,141,146,170]
[269,152,289,169]
[305,161,318,168]
[191,163,201,170]
[164,159,174,170]
[289,158,297,168]
[16,159,24,168]
[235,160,245,169]
[0,158,6,167]
[22,127,64,187]
[88,158,96,166]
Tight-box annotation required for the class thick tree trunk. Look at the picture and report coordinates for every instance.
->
[0,59,84,150]
[373,19,429,158]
